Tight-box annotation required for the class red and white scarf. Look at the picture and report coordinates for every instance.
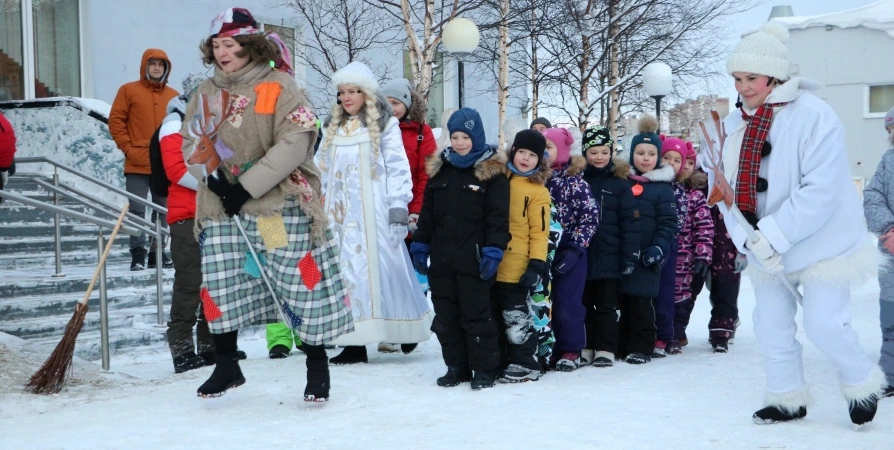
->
[735,102,789,216]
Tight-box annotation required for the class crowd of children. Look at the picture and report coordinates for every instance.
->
[409,105,749,389]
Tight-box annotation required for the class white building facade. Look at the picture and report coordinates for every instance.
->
[0,0,526,141]
[775,1,894,181]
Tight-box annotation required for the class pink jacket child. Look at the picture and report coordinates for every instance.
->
[671,140,714,349]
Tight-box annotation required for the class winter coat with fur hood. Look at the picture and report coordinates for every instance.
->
[674,172,713,302]
[496,155,552,283]
[110,49,179,175]
[582,158,639,280]
[621,162,678,298]
[414,150,510,276]
[545,155,599,253]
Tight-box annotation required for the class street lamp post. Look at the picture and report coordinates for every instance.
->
[442,18,480,109]
[642,62,673,133]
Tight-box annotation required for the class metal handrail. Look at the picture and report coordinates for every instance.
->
[30,178,165,237]
[15,157,168,215]
[0,190,141,235]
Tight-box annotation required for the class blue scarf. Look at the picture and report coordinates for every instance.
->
[507,161,539,177]
[445,146,494,169]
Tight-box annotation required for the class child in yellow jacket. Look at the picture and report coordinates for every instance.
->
[494,130,552,383]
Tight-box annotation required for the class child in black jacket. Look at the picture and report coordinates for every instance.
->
[580,126,639,368]
[411,108,510,390]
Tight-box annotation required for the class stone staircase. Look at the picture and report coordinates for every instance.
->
[0,175,173,361]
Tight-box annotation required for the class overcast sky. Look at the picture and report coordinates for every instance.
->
[711,0,877,103]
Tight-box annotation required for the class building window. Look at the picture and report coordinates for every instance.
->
[0,0,25,100]
[403,50,444,126]
[33,0,81,98]
[869,84,894,114]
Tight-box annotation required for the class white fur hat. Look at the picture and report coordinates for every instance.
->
[726,21,791,80]
[331,61,379,94]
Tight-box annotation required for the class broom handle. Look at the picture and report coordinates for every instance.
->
[80,203,130,306]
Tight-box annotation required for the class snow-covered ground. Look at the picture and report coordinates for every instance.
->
[1,277,891,449]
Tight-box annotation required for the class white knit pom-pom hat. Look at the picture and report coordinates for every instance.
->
[726,21,791,80]
[331,61,379,94]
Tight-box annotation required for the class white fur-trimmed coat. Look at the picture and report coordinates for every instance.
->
[717,77,876,286]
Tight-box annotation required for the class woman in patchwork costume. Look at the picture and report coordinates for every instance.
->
[182,8,353,401]
[315,62,433,365]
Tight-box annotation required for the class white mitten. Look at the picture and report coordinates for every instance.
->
[745,231,783,272]
[408,213,419,234]
[390,223,408,246]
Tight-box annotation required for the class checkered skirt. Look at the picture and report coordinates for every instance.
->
[201,199,354,345]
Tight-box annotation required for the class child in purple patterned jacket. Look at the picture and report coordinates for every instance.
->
[668,141,714,355]
[542,127,599,372]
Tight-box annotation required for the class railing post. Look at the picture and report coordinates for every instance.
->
[155,217,165,326]
[98,231,110,371]
[52,168,65,277]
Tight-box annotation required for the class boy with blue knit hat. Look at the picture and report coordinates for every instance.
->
[412,107,510,390]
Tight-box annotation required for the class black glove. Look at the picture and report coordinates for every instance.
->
[694,261,710,278]
[622,262,635,276]
[205,169,232,199]
[223,183,252,217]
[519,259,547,290]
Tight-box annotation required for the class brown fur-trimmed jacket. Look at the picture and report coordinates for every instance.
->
[413,150,510,276]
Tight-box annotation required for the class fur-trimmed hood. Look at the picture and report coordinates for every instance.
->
[630,162,676,183]
[684,171,708,189]
[554,155,587,178]
[582,157,631,181]
[504,151,552,186]
[426,149,507,181]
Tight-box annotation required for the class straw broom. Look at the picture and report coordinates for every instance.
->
[26,203,130,394]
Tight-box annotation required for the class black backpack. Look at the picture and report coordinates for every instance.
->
[148,124,170,198]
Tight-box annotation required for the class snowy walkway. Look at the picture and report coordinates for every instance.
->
[1,278,891,449]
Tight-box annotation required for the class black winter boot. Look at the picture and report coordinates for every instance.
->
[471,371,496,390]
[625,352,651,365]
[173,352,210,374]
[130,247,147,271]
[329,345,368,365]
[437,366,472,387]
[712,337,729,353]
[268,345,290,359]
[147,251,173,269]
[752,406,807,424]
[849,396,880,427]
[401,343,418,354]
[304,345,330,402]
[196,353,245,398]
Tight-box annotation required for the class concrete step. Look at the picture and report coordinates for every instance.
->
[0,248,131,271]
[0,284,172,321]
[0,305,168,339]
[0,202,100,224]
[28,326,170,361]
[0,233,131,254]
[0,264,173,298]
[0,221,112,239]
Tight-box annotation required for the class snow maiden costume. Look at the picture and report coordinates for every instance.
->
[718,22,886,426]
[315,62,433,364]
[183,8,354,401]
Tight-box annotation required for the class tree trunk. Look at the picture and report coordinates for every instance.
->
[497,0,510,150]
[607,0,621,142]
[530,2,538,119]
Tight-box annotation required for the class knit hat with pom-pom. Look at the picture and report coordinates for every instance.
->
[629,115,662,166]
[727,21,791,80]
[542,127,575,169]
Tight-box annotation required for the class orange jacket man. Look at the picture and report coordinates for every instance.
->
[109,49,178,270]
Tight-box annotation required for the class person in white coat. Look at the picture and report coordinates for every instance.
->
[715,22,886,426]
[315,62,433,364]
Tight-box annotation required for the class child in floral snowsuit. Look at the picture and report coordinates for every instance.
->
[542,127,598,371]
[669,142,713,354]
